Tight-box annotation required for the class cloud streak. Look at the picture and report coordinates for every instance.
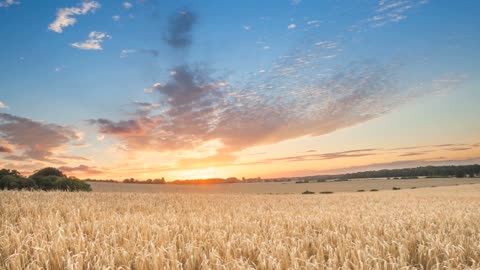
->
[48,1,100,33]
[120,49,159,58]
[58,164,103,175]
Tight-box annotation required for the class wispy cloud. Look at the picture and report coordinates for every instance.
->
[71,31,111,50]
[120,49,159,58]
[0,0,19,8]
[287,23,296,29]
[48,1,100,33]
[259,149,381,163]
[351,0,428,31]
[112,15,120,22]
[58,164,103,175]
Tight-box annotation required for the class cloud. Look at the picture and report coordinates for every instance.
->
[88,118,147,135]
[123,2,132,9]
[0,145,12,153]
[90,33,462,171]
[56,155,89,161]
[0,101,8,109]
[89,5,462,173]
[287,24,296,29]
[48,1,100,33]
[120,49,159,58]
[113,15,120,21]
[398,152,428,157]
[0,0,19,8]
[362,0,428,29]
[58,165,103,175]
[71,31,111,50]
[243,25,252,31]
[164,9,197,49]
[0,113,79,161]
[257,149,381,163]
[54,66,65,72]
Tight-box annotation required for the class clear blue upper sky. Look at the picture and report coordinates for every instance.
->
[0,0,479,179]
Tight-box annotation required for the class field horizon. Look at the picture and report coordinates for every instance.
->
[88,177,480,194]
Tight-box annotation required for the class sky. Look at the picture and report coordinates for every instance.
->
[0,0,479,180]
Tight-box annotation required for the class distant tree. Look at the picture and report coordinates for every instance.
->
[455,171,466,178]
[153,178,166,184]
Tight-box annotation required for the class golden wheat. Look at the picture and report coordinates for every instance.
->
[1,185,479,269]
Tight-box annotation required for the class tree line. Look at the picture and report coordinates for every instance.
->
[330,165,480,180]
[0,167,91,192]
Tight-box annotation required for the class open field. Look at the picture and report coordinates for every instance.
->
[1,185,480,269]
[88,177,480,194]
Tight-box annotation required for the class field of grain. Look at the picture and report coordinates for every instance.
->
[88,177,480,194]
[1,185,480,269]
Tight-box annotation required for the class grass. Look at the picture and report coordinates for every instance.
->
[1,185,479,269]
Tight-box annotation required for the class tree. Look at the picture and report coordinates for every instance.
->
[0,175,21,190]
[30,167,66,178]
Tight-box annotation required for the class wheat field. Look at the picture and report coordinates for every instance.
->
[1,185,479,269]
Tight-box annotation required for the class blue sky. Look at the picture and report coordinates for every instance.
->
[0,0,479,179]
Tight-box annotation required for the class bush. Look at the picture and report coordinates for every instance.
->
[31,176,91,192]
[302,190,315,194]
[0,167,91,192]
[26,167,91,192]
[319,191,333,194]
[370,189,379,192]
[392,187,401,190]
[357,190,365,192]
